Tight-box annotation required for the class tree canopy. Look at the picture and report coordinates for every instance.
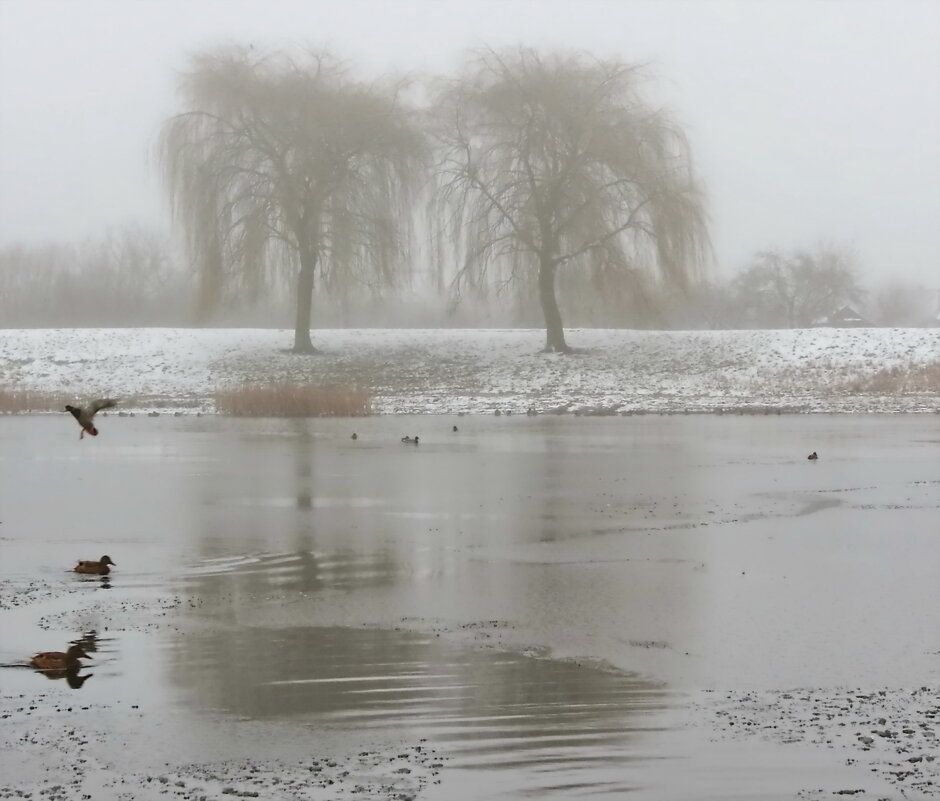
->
[430,47,709,351]
[159,47,425,352]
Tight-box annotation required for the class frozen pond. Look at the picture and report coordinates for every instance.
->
[1,414,938,799]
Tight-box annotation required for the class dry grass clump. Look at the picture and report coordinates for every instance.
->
[216,383,372,417]
[0,387,65,413]
[839,363,940,394]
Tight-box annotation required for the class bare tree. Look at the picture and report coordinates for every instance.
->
[658,279,743,330]
[159,47,425,352]
[871,281,933,326]
[82,225,182,321]
[430,47,709,352]
[0,225,185,327]
[734,247,863,328]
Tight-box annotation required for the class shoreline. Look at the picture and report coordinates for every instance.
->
[2,326,938,415]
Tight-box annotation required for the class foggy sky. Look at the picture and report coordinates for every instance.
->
[0,0,937,285]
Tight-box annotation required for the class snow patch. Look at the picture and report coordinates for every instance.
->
[1,327,937,414]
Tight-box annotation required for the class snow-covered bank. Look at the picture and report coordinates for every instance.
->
[1,327,938,414]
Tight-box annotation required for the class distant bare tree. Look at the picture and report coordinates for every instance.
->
[871,281,933,326]
[0,225,185,327]
[82,224,180,320]
[734,247,863,328]
[430,47,709,352]
[660,279,742,330]
[159,47,425,352]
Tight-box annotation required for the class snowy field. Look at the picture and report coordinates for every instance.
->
[1,326,938,414]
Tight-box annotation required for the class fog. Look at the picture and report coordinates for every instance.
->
[0,0,938,289]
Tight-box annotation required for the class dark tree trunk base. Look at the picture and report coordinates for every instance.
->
[289,344,320,355]
[293,246,318,357]
[541,343,573,354]
[538,258,570,354]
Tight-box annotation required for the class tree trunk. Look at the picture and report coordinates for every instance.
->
[293,247,317,353]
[538,258,570,353]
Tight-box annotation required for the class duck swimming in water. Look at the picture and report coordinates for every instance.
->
[807,451,818,460]
[401,435,419,445]
[65,399,117,439]
[30,644,91,672]
[73,555,116,575]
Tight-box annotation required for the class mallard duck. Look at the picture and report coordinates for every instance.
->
[30,644,91,671]
[807,451,818,460]
[65,399,117,439]
[401,435,419,445]
[74,555,116,575]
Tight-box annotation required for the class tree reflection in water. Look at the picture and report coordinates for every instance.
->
[168,625,666,794]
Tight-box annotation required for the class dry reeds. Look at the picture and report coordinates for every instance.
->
[0,387,65,414]
[750,361,940,397]
[215,383,372,417]
[838,363,940,394]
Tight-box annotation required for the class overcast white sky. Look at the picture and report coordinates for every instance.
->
[0,0,937,285]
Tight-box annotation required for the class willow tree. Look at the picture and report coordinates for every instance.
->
[159,47,424,352]
[431,48,709,352]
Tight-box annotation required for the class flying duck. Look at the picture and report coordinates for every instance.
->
[30,644,91,672]
[65,399,117,439]
[73,555,116,575]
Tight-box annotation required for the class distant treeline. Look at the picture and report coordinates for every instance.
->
[0,225,192,327]
[0,225,935,329]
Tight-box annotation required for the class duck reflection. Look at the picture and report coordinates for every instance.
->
[36,668,94,689]
[72,572,112,590]
[72,630,101,654]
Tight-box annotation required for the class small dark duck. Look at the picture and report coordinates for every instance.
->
[401,435,419,445]
[30,644,91,671]
[65,398,117,439]
[351,432,358,440]
[807,451,818,460]
[74,555,116,575]
[452,425,458,432]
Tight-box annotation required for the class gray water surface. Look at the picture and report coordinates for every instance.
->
[1,414,938,799]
